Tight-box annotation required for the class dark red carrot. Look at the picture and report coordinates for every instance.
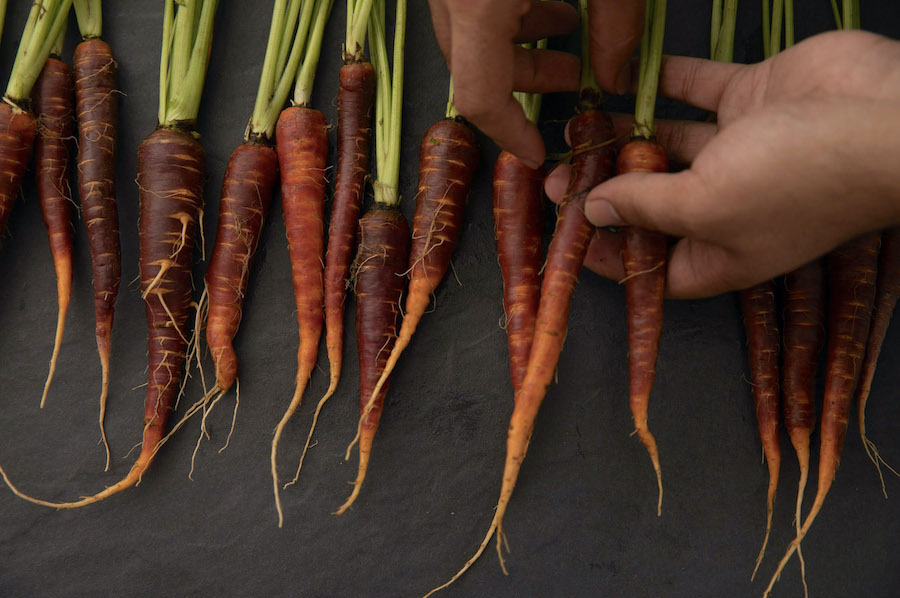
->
[765,233,880,595]
[205,141,279,392]
[781,259,825,569]
[857,227,900,492]
[618,138,669,515]
[270,106,328,527]
[73,35,120,466]
[738,279,781,577]
[364,116,479,410]
[493,150,544,392]
[334,205,410,515]
[424,92,616,594]
[320,60,375,406]
[0,103,37,236]
[32,55,75,410]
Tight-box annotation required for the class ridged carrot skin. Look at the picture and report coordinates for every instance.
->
[270,106,329,527]
[493,151,544,393]
[857,227,900,484]
[0,102,38,235]
[205,141,279,391]
[423,95,616,596]
[0,126,206,509]
[782,259,825,529]
[335,205,410,515]
[32,57,75,409]
[321,61,376,402]
[738,279,781,574]
[618,138,669,515]
[364,117,479,409]
[765,233,880,596]
[73,38,120,465]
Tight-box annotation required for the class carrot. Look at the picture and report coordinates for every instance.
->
[618,138,669,515]
[317,1,377,418]
[72,1,121,468]
[493,149,544,392]
[856,227,900,492]
[269,105,328,526]
[336,0,408,515]
[0,0,219,509]
[764,232,880,596]
[31,50,75,410]
[781,259,825,579]
[424,89,616,594]
[737,279,781,578]
[362,113,479,416]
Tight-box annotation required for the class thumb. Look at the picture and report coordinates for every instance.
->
[583,170,703,237]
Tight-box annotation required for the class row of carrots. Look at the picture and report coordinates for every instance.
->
[0,1,896,597]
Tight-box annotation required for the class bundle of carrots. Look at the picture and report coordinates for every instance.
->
[0,0,220,509]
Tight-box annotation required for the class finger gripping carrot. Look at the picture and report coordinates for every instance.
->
[321,61,376,402]
[270,106,329,527]
[365,117,479,408]
[738,279,782,576]
[73,38,120,466]
[335,206,410,515]
[206,141,279,392]
[32,57,76,409]
[765,233,880,596]
[493,151,544,393]
[0,102,37,235]
[618,137,669,516]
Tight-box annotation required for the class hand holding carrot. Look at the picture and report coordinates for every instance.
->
[546,30,900,298]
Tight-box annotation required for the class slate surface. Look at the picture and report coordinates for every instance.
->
[0,1,898,597]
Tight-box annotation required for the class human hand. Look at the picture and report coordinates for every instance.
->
[545,30,900,298]
[427,0,644,167]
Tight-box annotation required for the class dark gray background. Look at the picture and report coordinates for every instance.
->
[0,1,898,597]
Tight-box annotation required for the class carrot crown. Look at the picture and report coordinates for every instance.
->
[74,0,102,39]
[158,0,219,128]
[369,0,406,207]
[632,0,667,139]
[5,0,74,102]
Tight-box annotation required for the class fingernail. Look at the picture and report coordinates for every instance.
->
[614,65,631,95]
[585,197,622,227]
[521,156,542,170]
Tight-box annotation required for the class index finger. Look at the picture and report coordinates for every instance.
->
[588,0,645,94]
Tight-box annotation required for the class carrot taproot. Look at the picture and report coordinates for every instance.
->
[32,55,75,410]
[781,258,825,577]
[335,205,409,515]
[363,116,478,413]
[856,227,900,492]
[205,141,279,393]
[764,232,880,596]
[319,60,375,407]
[738,279,781,578]
[424,91,616,595]
[71,0,120,471]
[618,137,669,516]
[493,150,544,392]
[270,105,328,527]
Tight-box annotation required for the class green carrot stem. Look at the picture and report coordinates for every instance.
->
[50,22,65,56]
[346,0,355,49]
[829,0,842,29]
[769,0,783,57]
[714,0,738,62]
[161,0,219,127]
[251,0,290,134]
[578,0,600,93]
[347,0,374,60]
[370,0,406,207]
[293,0,334,106]
[0,0,7,48]
[368,0,389,180]
[6,0,74,101]
[633,0,667,139]
[785,0,794,47]
[446,78,459,119]
[275,0,304,82]
[762,0,771,56]
[711,0,723,58]
[74,0,102,38]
